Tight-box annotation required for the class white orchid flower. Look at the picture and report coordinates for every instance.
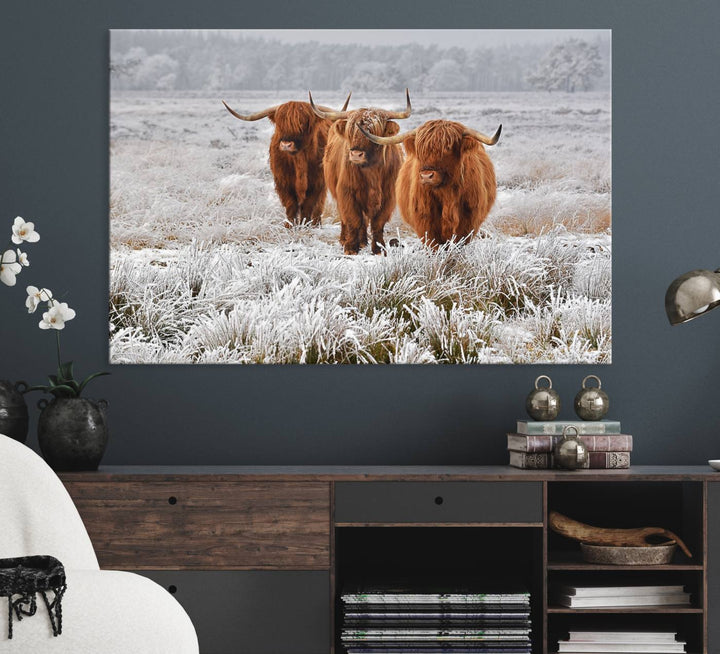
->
[11,217,40,245]
[26,286,53,313]
[39,301,76,330]
[0,249,22,286]
[16,249,29,266]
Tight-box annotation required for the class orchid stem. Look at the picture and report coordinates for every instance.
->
[56,330,62,369]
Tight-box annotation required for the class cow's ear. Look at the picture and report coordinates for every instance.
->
[385,121,400,137]
[461,134,479,153]
[335,119,348,138]
[403,134,416,156]
[267,111,277,124]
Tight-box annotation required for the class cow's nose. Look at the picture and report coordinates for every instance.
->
[349,150,366,163]
[280,141,296,152]
[420,170,435,182]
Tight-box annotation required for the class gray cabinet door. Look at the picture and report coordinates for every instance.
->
[709,483,720,654]
[137,570,330,654]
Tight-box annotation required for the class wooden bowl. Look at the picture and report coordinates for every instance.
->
[580,542,677,565]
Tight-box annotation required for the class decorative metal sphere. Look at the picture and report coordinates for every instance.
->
[574,375,609,421]
[525,375,561,421]
[554,426,589,470]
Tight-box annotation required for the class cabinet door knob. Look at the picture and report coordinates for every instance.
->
[434,496,444,505]
[168,585,178,594]
[168,496,178,505]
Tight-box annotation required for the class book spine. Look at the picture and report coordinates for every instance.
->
[507,434,633,453]
[509,451,550,469]
[586,451,631,469]
[517,420,621,435]
[510,451,630,469]
[556,592,688,607]
[549,452,630,469]
[556,585,684,597]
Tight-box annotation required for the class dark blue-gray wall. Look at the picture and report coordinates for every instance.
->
[1,0,719,465]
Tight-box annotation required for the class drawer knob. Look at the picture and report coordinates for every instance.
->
[168,585,177,594]
[168,496,178,505]
[434,496,444,505]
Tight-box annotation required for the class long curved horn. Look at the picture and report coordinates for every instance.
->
[357,124,417,146]
[463,124,502,146]
[308,91,350,120]
[222,101,278,121]
[341,92,351,111]
[385,88,412,119]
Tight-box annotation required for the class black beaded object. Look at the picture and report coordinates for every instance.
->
[0,556,66,639]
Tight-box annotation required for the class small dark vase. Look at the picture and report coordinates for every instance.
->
[37,397,109,471]
[0,380,29,443]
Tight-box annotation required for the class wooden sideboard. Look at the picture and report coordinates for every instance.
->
[60,466,720,654]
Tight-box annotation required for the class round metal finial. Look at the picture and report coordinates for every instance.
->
[574,374,609,420]
[555,425,588,470]
[526,375,560,421]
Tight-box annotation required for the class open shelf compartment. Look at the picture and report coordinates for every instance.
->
[547,612,703,654]
[547,481,704,564]
[546,480,706,654]
[334,526,543,654]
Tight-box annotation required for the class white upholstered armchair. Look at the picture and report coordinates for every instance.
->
[0,434,199,653]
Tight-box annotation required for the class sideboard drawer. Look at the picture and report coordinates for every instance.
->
[65,481,330,569]
[334,481,542,524]
[137,570,330,654]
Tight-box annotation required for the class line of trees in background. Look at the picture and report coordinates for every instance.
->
[110,31,610,93]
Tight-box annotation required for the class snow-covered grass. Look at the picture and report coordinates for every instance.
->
[109,231,611,364]
[109,90,611,364]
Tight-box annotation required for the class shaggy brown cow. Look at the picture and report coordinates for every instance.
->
[222,94,350,227]
[309,90,412,254]
[359,119,501,246]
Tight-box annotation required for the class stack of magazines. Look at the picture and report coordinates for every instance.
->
[340,585,532,654]
[551,584,691,608]
[556,631,686,653]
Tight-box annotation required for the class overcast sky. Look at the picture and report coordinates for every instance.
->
[245,29,610,49]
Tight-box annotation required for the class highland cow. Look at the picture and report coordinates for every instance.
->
[309,90,412,254]
[223,94,350,227]
[360,119,501,246]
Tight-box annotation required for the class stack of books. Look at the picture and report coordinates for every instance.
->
[340,585,532,654]
[551,584,691,609]
[507,420,632,469]
[557,630,686,653]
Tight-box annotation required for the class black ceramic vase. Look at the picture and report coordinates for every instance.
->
[37,397,109,471]
[0,380,29,443]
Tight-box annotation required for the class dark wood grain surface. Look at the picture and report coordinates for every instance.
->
[707,482,719,654]
[65,480,331,570]
[59,465,720,483]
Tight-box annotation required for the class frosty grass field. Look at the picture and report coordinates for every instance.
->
[109,90,611,364]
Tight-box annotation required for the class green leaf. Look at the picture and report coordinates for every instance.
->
[25,384,51,393]
[58,361,74,383]
[78,371,110,395]
[48,375,78,393]
[49,384,78,398]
